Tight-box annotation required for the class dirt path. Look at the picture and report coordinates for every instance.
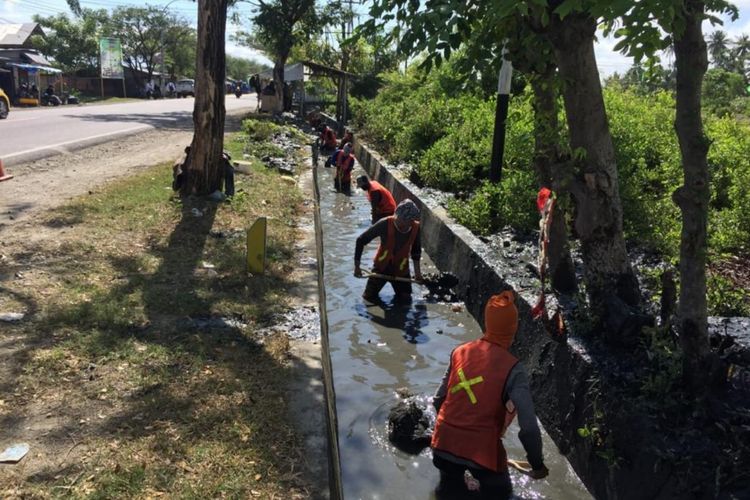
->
[0,129,193,237]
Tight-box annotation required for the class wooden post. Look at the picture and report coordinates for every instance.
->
[100,77,104,98]
[122,77,126,98]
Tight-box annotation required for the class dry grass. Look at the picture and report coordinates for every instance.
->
[0,128,314,499]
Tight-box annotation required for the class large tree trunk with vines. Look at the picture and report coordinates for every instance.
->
[548,13,641,340]
[672,0,721,394]
[530,72,576,293]
[181,0,228,196]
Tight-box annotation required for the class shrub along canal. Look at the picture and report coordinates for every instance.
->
[316,161,590,499]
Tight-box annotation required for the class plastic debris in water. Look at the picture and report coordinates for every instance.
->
[0,443,30,463]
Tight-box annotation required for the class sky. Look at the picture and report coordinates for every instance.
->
[3,0,750,76]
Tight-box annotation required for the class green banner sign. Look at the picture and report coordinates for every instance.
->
[99,38,123,79]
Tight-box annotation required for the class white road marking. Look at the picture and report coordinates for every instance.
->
[2,125,151,159]
[2,117,40,123]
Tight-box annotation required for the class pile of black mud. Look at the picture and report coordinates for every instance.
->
[387,390,433,455]
[421,271,459,303]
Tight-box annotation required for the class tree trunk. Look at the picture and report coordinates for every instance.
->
[273,54,287,113]
[548,14,640,321]
[530,72,577,294]
[672,0,721,393]
[181,0,228,196]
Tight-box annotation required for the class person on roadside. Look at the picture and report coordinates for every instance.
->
[356,175,397,223]
[319,124,338,152]
[334,143,355,194]
[354,199,423,303]
[431,290,549,500]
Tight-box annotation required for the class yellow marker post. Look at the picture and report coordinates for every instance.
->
[247,217,267,274]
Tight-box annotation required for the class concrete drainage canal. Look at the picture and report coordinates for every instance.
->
[314,160,590,499]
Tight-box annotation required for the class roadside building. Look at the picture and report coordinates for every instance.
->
[0,23,61,104]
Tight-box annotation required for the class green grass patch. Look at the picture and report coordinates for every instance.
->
[2,129,312,498]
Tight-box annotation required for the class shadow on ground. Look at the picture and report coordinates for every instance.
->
[0,199,321,497]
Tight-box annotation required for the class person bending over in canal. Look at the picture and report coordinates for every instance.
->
[356,175,397,224]
[335,143,355,195]
[354,199,423,303]
[431,291,549,499]
[319,124,338,152]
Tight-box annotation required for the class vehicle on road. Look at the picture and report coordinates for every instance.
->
[0,88,9,119]
[175,79,195,98]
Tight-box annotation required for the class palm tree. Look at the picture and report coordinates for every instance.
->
[732,34,750,78]
[708,30,730,69]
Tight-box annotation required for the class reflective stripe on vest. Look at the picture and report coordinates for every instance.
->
[431,339,518,472]
[373,216,419,276]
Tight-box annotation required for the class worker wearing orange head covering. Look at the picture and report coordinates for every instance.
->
[483,291,519,349]
[431,291,548,499]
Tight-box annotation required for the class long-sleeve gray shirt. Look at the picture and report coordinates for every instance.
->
[433,356,545,470]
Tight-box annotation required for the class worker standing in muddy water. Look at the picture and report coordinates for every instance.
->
[431,291,549,499]
[356,175,397,223]
[334,143,355,195]
[319,124,338,152]
[354,199,423,303]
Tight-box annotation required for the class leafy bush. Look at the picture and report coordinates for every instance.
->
[242,118,282,141]
[448,170,537,235]
[353,67,750,262]
[605,88,682,255]
[707,274,750,317]
[702,68,747,116]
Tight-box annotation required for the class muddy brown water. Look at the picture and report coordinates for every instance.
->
[318,165,590,499]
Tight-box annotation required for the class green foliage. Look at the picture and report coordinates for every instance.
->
[707,274,750,316]
[703,68,747,116]
[641,326,683,398]
[354,65,750,258]
[242,118,283,141]
[108,6,193,81]
[226,55,269,81]
[706,115,750,253]
[447,172,537,235]
[605,88,682,255]
[32,9,109,73]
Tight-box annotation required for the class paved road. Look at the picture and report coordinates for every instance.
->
[0,96,257,166]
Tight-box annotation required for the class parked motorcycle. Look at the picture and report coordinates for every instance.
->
[41,92,62,106]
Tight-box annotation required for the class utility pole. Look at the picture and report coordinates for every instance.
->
[489,47,513,183]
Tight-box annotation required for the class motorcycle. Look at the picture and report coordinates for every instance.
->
[41,92,62,106]
[234,88,243,99]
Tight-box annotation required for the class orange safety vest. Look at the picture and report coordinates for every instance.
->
[367,181,397,217]
[336,153,355,183]
[373,216,419,277]
[431,339,518,472]
[322,128,337,148]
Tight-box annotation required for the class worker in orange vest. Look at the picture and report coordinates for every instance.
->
[431,291,549,499]
[354,199,423,303]
[356,175,397,223]
[319,124,338,152]
[335,143,355,195]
